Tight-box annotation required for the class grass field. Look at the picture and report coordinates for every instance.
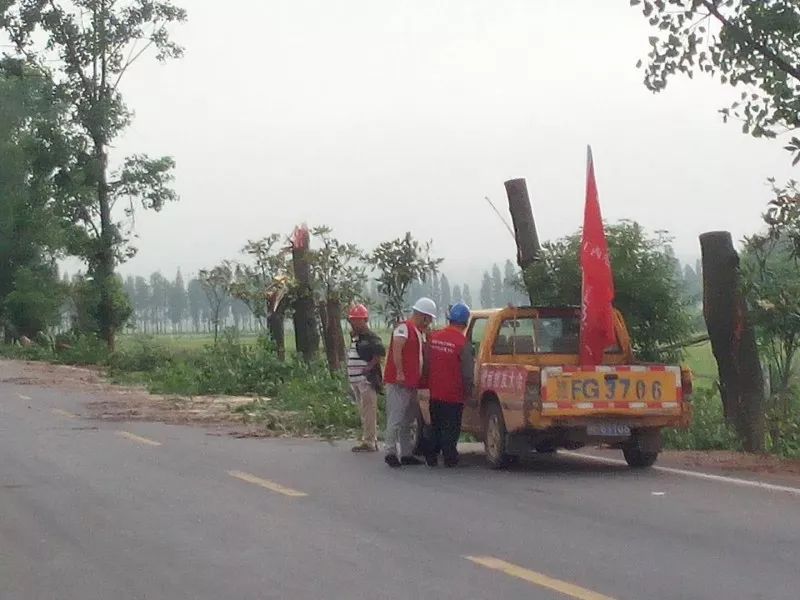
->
[121,332,720,382]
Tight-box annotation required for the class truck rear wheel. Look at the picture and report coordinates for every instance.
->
[623,447,659,468]
[484,402,512,469]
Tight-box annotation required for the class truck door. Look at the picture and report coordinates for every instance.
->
[463,317,488,433]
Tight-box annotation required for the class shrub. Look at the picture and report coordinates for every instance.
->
[663,386,741,451]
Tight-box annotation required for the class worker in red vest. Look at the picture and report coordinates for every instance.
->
[425,302,474,468]
[383,297,437,468]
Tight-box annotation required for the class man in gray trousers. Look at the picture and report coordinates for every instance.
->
[382,297,437,468]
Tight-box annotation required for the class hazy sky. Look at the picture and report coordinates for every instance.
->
[108,0,794,286]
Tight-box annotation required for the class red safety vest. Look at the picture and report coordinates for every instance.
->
[384,320,424,389]
[427,326,468,403]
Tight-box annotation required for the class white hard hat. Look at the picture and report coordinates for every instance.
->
[411,297,437,318]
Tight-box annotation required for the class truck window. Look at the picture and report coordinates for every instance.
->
[492,316,621,355]
[467,318,488,354]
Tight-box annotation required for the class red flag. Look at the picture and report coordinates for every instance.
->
[580,146,616,365]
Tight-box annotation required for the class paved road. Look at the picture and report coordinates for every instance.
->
[1,377,799,600]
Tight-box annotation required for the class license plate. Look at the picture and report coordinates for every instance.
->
[545,371,677,404]
[587,423,631,437]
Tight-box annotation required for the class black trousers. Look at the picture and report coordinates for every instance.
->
[427,400,464,464]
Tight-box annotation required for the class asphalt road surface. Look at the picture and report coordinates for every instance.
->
[1,376,799,600]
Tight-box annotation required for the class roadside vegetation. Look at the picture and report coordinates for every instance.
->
[3,1,800,458]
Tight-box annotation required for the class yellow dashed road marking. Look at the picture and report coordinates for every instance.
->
[465,556,617,600]
[116,431,162,447]
[51,408,77,419]
[228,470,308,497]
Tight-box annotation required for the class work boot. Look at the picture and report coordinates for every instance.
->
[400,456,423,466]
[385,454,401,468]
[351,442,378,453]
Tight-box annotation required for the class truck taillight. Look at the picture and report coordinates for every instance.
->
[681,371,693,400]
[525,370,541,409]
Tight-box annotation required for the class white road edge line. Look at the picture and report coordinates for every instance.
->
[562,451,800,497]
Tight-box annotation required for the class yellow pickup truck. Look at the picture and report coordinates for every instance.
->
[418,306,692,469]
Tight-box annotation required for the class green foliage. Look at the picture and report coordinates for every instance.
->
[631,0,800,163]
[0,59,71,338]
[764,178,800,258]
[229,235,292,324]
[106,332,357,436]
[741,233,800,394]
[663,387,741,451]
[766,408,800,458]
[372,232,442,324]
[198,263,233,343]
[523,221,692,361]
[70,274,133,339]
[310,226,367,306]
[1,0,187,348]
[3,265,65,338]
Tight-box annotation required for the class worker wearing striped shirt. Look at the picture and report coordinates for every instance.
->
[347,304,386,452]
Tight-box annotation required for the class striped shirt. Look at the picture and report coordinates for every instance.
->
[347,339,368,384]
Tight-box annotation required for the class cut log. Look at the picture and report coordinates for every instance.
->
[504,178,541,304]
[291,224,320,362]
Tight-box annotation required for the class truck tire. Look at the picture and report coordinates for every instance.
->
[484,402,512,469]
[623,447,659,468]
[535,443,558,454]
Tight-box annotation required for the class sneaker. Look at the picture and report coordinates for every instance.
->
[400,456,423,466]
[352,442,378,453]
[425,455,438,468]
[385,454,401,468]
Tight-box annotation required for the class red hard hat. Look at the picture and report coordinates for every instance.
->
[348,304,369,320]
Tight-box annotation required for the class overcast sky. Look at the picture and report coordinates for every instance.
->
[108,0,794,286]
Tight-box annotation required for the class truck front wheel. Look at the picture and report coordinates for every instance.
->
[623,447,659,468]
[484,402,512,469]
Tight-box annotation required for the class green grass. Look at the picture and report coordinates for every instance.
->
[682,342,717,383]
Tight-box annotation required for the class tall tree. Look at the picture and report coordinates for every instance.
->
[149,272,169,333]
[371,232,441,325]
[187,277,205,333]
[451,285,462,304]
[2,1,187,349]
[462,284,473,309]
[439,273,452,316]
[480,272,493,309]
[631,0,800,163]
[168,269,187,332]
[491,264,504,306]
[0,59,68,339]
[199,263,232,344]
[133,275,150,333]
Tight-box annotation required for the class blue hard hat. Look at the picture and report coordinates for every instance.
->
[448,302,471,325]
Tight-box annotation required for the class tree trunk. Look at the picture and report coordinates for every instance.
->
[95,138,117,351]
[318,301,334,372]
[291,225,319,362]
[504,178,541,305]
[700,231,765,452]
[267,309,286,361]
[320,298,346,374]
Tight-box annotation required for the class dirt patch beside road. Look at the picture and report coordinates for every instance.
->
[0,359,276,433]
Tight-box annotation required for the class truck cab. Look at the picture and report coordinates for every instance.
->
[418,306,692,469]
